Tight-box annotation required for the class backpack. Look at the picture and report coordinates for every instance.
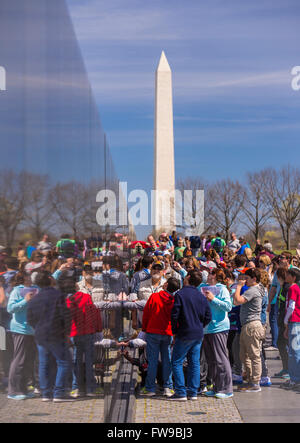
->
[190,236,201,249]
[59,239,75,258]
[213,238,222,253]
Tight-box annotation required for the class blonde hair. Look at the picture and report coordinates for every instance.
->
[259,269,270,288]
[244,247,253,260]
[188,257,200,269]
[259,255,271,266]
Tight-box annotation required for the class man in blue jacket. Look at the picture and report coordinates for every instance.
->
[130,256,153,293]
[27,271,73,402]
[169,270,212,401]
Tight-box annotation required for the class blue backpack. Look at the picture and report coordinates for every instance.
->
[213,238,222,253]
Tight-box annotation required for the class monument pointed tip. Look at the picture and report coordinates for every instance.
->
[157,51,171,72]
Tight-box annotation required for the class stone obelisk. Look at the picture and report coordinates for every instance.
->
[153,51,175,233]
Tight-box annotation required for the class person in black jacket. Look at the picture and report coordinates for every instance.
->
[189,235,201,257]
[169,270,212,401]
[27,271,73,402]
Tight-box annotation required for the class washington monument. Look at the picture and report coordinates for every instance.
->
[153,51,175,232]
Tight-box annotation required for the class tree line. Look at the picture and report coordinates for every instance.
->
[0,170,120,247]
[0,165,299,250]
[177,165,300,249]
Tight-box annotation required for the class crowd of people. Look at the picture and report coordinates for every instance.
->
[0,230,300,402]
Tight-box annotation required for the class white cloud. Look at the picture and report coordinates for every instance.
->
[105,121,300,152]
[65,0,298,106]
[83,68,291,105]
[68,1,180,42]
[67,0,299,44]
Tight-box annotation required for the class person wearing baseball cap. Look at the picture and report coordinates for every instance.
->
[136,261,166,302]
[152,261,164,270]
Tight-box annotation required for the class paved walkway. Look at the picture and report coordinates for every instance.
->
[134,395,242,423]
[234,350,300,423]
[0,393,105,423]
[0,350,116,423]
[134,348,300,423]
[1,347,299,423]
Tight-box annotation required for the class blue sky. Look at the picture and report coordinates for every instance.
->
[66,0,300,236]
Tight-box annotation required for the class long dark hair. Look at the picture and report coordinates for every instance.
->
[211,268,226,284]
[287,268,300,285]
[10,272,27,287]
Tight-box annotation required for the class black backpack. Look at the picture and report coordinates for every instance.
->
[59,239,75,258]
[190,236,201,249]
[213,238,222,253]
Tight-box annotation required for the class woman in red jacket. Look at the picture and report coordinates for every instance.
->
[141,277,181,397]
[66,288,102,398]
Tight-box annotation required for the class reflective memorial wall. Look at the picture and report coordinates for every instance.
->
[0,0,135,422]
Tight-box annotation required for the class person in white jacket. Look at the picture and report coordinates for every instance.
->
[137,262,166,301]
[128,262,166,329]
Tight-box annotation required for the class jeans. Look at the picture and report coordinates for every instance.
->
[171,337,202,397]
[192,248,200,257]
[288,323,300,384]
[71,334,96,394]
[145,333,173,393]
[269,303,279,347]
[37,341,72,399]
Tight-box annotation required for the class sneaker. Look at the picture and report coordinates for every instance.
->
[206,384,214,391]
[33,388,41,395]
[27,385,35,391]
[42,397,52,402]
[264,345,278,351]
[70,389,82,398]
[232,374,243,384]
[215,392,234,399]
[168,394,187,401]
[244,385,261,393]
[140,387,156,397]
[260,377,272,387]
[237,383,251,392]
[280,380,296,390]
[7,394,27,401]
[95,386,104,395]
[198,386,207,394]
[25,392,36,399]
[53,396,75,403]
[203,390,216,397]
[274,370,289,378]
[187,395,198,401]
[163,388,174,398]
